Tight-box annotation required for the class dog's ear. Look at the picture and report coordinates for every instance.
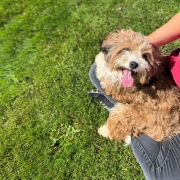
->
[100,39,113,54]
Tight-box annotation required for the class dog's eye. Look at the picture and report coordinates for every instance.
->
[123,48,130,51]
[142,54,148,61]
[117,48,130,54]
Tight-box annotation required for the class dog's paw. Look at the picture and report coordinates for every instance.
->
[124,136,131,146]
[98,124,111,139]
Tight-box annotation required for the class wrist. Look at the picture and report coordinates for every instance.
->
[148,29,162,48]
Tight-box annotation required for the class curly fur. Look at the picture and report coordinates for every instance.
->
[96,30,180,142]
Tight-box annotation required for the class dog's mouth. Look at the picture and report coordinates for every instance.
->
[121,68,135,88]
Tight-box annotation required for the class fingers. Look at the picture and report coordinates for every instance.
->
[120,29,127,35]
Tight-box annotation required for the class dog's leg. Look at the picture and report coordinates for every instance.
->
[106,103,142,142]
[98,123,131,145]
[98,103,121,140]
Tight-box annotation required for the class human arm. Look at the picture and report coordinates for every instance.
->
[148,12,180,47]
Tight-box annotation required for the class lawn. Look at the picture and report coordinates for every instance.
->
[0,0,180,179]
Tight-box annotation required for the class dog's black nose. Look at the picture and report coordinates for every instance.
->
[130,61,138,69]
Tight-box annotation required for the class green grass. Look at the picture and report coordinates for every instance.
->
[0,0,180,179]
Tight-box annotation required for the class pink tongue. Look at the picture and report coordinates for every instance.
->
[122,69,134,88]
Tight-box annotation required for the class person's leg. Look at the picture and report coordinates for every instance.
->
[88,63,118,105]
[131,134,180,180]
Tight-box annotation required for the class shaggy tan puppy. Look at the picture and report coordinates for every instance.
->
[95,30,180,143]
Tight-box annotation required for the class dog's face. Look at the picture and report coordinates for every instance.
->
[100,30,162,88]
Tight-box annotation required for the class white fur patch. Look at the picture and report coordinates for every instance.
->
[128,53,149,72]
[98,123,111,139]
[95,52,112,81]
[116,51,150,73]
[124,136,131,146]
[95,52,122,88]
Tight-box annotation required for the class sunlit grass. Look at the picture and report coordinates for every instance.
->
[0,0,180,179]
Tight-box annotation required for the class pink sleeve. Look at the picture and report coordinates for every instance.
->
[169,48,180,87]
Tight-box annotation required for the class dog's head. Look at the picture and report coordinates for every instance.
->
[100,30,162,88]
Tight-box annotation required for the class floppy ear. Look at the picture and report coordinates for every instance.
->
[100,39,113,54]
